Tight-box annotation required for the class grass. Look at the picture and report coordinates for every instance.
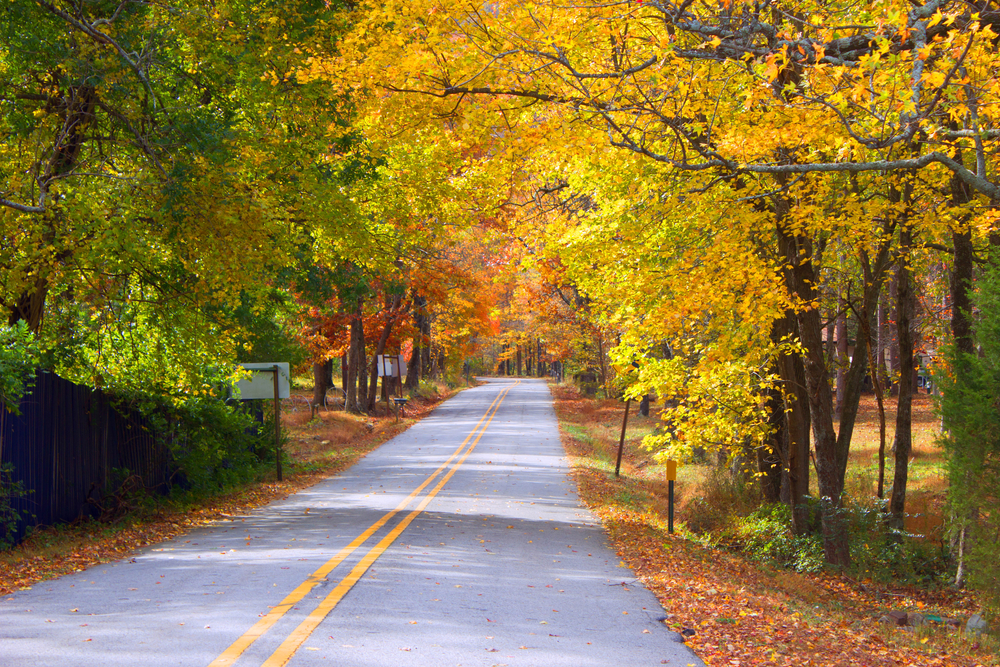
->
[550,381,997,667]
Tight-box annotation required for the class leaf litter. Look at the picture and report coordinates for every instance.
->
[553,385,995,667]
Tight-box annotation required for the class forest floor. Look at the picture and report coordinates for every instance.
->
[551,383,997,667]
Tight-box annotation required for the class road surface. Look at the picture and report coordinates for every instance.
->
[1,378,704,667]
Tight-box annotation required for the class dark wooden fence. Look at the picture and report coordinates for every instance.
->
[0,371,173,544]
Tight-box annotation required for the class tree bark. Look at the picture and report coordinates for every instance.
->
[420,304,432,379]
[890,224,915,528]
[772,310,811,534]
[6,86,96,332]
[777,219,850,564]
[835,296,848,418]
[346,298,366,413]
[406,293,427,389]
[950,168,975,586]
[312,361,328,410]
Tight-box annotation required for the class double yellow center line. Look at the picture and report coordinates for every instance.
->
[209,380,519,667]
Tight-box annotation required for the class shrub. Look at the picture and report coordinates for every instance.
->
[737,503,825,573]
[936,257,1000,612]
[0,322,40,414]
[682,464,762,535]
[0,462,32,550]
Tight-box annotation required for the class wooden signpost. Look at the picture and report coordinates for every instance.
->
[235,363,290,481]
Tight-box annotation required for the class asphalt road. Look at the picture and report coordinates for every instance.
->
[0,378,704,667]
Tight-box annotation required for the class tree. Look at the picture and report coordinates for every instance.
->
[317,0,1000,565]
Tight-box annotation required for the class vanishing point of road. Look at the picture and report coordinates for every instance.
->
[1,378,705,667]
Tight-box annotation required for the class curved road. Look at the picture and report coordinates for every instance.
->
[1,378,704,667]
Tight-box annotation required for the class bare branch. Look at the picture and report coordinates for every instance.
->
[0,197,45,214]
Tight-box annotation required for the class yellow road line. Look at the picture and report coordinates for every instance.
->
[260,380,518,667]
[207,381,516,667]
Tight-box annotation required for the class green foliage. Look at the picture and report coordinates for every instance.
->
[937,260,1000,613]
[125,387,282,496]
[0,462,31,550]
[737,504,825,574]
[840,499,950,586]
[410,379,441,400]
[0,321,40,413]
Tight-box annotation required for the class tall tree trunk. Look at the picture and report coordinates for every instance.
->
[760,380,785,504]
[861,301,888,499]
[406,293,427,389]
[772,311,811,534]
[516,346,523,376]
[950,169,975,586]
[877,296,888,392]
[890,224,915,528]
[346,298,366,413]
[835,297,848,418]
[420,307,432,379]
[6,86,96,332]
[777,218,851,564]
[888,273,901,396]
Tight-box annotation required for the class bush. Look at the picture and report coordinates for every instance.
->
[0,462,32,550]
[936,257,1000,612]
[682,464,762,535]
[0,321,40,413]
[737,503,825,573]
[129,392,281,496]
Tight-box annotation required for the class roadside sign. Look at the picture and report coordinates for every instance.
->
[235,363,290,399]
[377,354,406,378]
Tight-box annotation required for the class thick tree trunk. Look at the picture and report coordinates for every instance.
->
[312,362,328,409]
[890,225,915,528]
[7,275,50,332]
[760,373,786,504]
[516,346,523,376]
[7,87,96,332]
[406,344,421,388]
[406,293,427,389]
[772,311,811,534]
[777,221,849,564]
[420,305,432,379]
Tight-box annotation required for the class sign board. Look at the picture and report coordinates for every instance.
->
[235,363,290,400]
[665,459,677,482]
[377,354,406,378]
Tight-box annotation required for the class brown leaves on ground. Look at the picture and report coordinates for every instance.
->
[0,384,454,597]
[552,384,995,667]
